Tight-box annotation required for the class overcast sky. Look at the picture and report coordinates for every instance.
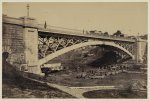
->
[3,2,148,35]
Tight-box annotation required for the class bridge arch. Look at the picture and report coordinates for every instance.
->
[38,40,135,66]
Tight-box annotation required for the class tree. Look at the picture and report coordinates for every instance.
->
[114,30,121,35]
[113,30,124,37]
[140,34,147,40]
[103,32,109,36]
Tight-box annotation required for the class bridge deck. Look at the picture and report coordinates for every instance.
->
[38,25,136,43]
[3,16,136,43]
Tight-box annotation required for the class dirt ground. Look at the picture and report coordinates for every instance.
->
[46,70,147,87]
[2,70,147,98]
[2,77,75,98]
[83,89,147,98]
[45,71,147,98]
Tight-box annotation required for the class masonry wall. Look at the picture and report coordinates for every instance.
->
[138,40,147,63]
[24,27,41,74]
[2,23,26,69]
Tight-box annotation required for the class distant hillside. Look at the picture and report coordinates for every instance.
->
[47,45,123,69]
[47,46,105,68]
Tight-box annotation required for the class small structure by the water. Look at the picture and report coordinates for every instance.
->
[41,63,63,71]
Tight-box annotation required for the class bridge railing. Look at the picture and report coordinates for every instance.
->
[37,24,136,42]
[3,16,23,25]
[38,24,83,34]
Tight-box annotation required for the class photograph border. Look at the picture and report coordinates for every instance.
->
[0,0,149,101]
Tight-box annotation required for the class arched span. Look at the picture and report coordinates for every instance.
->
[38,40,134,66]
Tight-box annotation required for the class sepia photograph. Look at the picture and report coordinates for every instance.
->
[2,1,148,99]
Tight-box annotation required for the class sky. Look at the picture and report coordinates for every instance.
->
[2,2,148,35]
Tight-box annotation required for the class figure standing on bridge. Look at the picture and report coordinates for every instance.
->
[44,21,47,29]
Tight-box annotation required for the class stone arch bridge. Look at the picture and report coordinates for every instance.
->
[2,15,147,75]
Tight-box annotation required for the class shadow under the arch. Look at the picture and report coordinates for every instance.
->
[88,51,121,67]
